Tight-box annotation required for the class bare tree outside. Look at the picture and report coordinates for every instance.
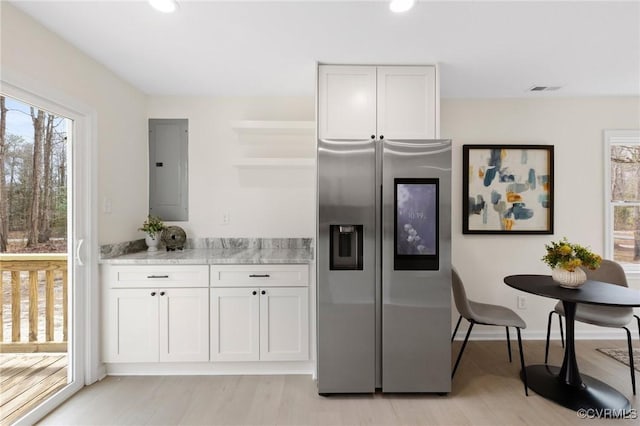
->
[610,144,640,264]
[26,107,44,247]
[0,96,67,253]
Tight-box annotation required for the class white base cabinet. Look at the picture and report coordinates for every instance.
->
[210,287,260,361]
[259,287,309,361]
[103,266,209,363]
[160,287,209,362]
[210,265,309,362]
[102,263,310,369]
[211,286,309,362]
[106,288,159,363]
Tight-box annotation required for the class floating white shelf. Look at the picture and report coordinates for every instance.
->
[231,120,315,135]
[232,121,315,169]
[232,158,315,168]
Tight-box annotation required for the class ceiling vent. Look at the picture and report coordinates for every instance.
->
[528,86,562,92]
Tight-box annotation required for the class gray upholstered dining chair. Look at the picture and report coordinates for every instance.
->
[451,268,528,395]
[544,259,640,395]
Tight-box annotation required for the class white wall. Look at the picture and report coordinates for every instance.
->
[443,97,640,338]
[1,3,147,245]
[146,96,315,238]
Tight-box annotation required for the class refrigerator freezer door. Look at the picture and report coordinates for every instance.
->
[317,138,377,393]
[381,138,452,393]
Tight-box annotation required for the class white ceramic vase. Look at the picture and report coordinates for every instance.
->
[551,267,587,289]
[145,234,160,252]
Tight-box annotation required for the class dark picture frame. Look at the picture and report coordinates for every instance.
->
[463,144,554,234]
[394,178,439,270]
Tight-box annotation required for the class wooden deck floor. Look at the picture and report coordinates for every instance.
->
[0,353,67,426]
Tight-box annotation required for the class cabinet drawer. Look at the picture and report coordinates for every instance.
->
[109,265,209,288]
[210,264,308,287]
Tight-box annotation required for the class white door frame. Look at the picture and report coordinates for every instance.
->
[1,72,100,424]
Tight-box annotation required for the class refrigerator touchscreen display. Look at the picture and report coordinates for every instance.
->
[394,178,439,270]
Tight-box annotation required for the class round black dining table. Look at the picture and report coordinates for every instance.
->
[504,274,640,415]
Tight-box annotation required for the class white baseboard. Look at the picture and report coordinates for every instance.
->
[452,328,634,341]
[106,361,314,376]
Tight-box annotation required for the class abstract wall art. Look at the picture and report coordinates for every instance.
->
[463,145,554,234]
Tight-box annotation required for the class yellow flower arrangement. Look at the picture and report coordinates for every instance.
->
[542,238,602,272]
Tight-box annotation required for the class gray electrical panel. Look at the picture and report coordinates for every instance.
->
[149,118,188,221]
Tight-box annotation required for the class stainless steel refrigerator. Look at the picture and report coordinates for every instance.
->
[317,137,452,393]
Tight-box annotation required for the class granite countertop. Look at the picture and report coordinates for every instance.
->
[99,237,314,265]
[99,247,313,265]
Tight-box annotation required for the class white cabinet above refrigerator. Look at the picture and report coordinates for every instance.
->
[317,65,439,140]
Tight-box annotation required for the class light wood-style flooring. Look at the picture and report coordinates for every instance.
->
[38,340,639,426]
[1,353,67,426]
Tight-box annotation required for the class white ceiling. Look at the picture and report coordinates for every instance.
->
[9,0,640,98]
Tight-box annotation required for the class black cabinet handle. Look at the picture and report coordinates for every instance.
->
[150,292,156,296]
[252,291,257,295]
[261,290,266,295]
[249,274,270,278]
[380,135,384,140]
[370,135,375,139]
[160,291,166,296]
[147,275,169,279]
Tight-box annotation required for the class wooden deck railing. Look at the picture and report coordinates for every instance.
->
[0,254,68,353]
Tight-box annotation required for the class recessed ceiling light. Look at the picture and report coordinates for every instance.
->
[390,0,416,13]
[149,0,178,14]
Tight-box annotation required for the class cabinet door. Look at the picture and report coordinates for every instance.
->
[159,288,209,362]
[377,66,437,139]
[318,65,377,140]
[210,288,260,361]
[105,288,159,363]
[259,287,309,361]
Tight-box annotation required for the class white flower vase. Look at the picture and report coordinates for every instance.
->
[145,234,160,252]
[551,267,587,289]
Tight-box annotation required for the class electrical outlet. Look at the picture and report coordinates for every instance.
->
[222,212,230,225]
[517,296,527,310]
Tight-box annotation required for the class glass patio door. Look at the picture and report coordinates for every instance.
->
[0,81,95,425]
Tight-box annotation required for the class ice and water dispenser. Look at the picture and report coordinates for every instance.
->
[329,225,363,270]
